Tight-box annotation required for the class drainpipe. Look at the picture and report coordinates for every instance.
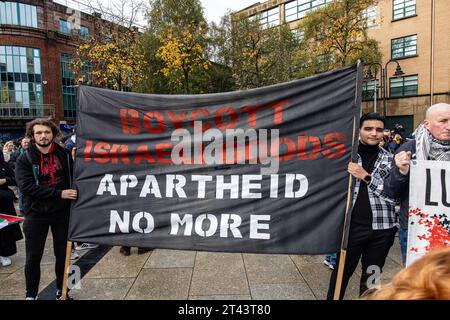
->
[430,0,435,105]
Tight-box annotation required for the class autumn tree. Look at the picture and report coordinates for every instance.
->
[72,0,148,91]
[156,25,211,94]
[73,26,147,91]
[139,0,212,94]
[295,0,382,77]
[231,16,299,90]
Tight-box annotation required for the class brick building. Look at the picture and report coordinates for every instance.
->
[234,0,450,135]
[0,0,100,142]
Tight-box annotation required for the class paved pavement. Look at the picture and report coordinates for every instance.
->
[0,231,403,300]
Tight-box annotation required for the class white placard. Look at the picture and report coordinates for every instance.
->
[407,160,450,266]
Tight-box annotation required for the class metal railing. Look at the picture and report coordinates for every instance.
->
[0,104,55,119]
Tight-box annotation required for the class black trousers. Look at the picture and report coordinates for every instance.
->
[327,222,397,300]
[23,212,70,298]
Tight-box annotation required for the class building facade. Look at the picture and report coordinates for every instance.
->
[235,0,450,133]
[0,0,97,142]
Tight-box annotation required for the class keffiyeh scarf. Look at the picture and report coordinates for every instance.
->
[414,123,450,161]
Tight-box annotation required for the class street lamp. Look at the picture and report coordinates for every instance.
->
[365,65,381,113]
[365,60,404,116]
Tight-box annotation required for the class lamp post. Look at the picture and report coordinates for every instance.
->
[365,60,404,116]
[382,59,405,117]
[365,63,381,113]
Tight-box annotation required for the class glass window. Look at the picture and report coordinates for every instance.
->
[61,53,76,118]
[25,4,32,25]
[259,7,279,29]
[19,3,26,25]
[31,6,37,27]
[0,46,43,111]
[364,6,378,28]
[4,2,12,25]
[78,26,89,39]
[390,75,418,97]
[393,0,416,20]
[34,58,41,74]
[13,56,20,72]
[363,80,379,101]
[0,3,4,24]
[0,2,38,28]
[59,19,72,34]
[11,3,18,25]
[285,0,332,23]
[391,34,417,59]
[20,56,27,72]
[6,56,13,71]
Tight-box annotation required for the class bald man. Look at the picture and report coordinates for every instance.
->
[384,103,450,265]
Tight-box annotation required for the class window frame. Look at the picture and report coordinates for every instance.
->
[362,79,380,101]
[0,2,38,28]
[59,19,72,35]
[259,6,279,29]
[391,34,417,59]
[363,6,379,28]
[78,25,89,39]
[389,74,418,98]
[284,0,332,23]
[392,0,416,21]
[60,53,76,118]
[0,45,43,109]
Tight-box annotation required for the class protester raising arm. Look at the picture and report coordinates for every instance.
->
[383,140,416,201]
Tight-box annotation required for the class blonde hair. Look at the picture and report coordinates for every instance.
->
[365,247,450,300]
[2,140,14,152]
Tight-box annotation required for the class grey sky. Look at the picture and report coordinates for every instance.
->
[54,0,259,25]
[201,0,258,23]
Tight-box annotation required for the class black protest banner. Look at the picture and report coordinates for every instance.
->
[68,64,362,254]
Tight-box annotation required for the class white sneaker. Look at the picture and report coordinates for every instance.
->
[70,250,79,260]
[0,256,12,266]
[75,243,99,251]
[323,259,335,270]
[25,296,38,300]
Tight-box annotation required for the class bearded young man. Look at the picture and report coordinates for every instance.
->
[15,119,77,300]
[384,103,450,265]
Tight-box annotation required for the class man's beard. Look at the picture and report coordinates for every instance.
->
[35,140,52,148]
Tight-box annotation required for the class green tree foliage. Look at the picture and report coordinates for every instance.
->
[139,0,215,94]
[231,17,299,90]
[295,0,382,77]
[138,0,382,93]
[205,13,235,92]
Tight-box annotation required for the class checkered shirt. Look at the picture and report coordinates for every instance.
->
[352,147,398,230]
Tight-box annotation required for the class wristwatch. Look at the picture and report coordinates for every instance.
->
[363,174,371,184]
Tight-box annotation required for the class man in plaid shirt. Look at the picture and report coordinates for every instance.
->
[327,113,398,300]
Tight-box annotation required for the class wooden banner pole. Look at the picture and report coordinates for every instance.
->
[334,68,360,300]
[61,241,72,300]
[333,174,353,300]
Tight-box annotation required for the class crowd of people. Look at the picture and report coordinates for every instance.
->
[325,103,450,300]
[0,103,449,300]
[1,121,95,299]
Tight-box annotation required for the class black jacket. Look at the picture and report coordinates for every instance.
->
[0,153,23,256]
[0,152,17,214]
[383,139,416,230]
[15,143,74,217]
